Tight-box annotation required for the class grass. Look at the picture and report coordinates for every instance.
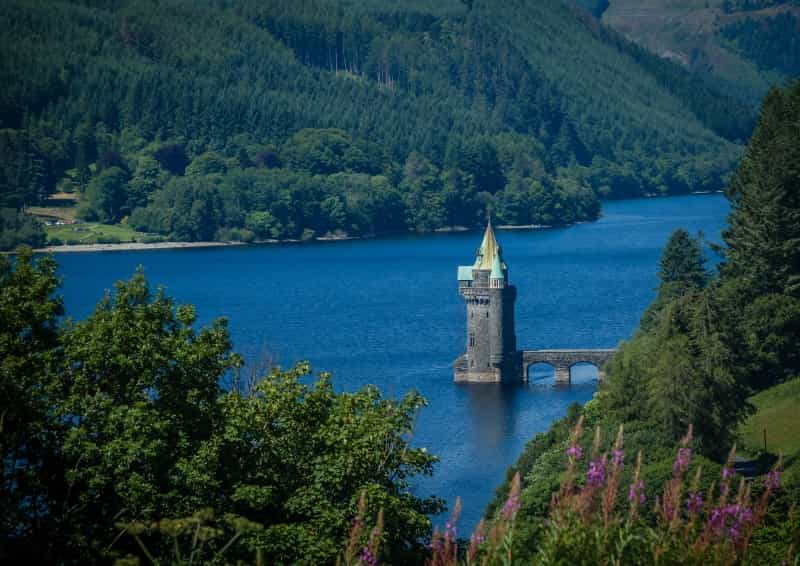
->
[739,378,800,458]
[28,192,80,222]
[45,222,150,245]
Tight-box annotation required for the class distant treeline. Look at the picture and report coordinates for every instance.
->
[0,0,752,247]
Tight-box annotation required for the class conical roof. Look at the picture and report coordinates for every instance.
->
[476,219,504,270]
[490,252,504,279]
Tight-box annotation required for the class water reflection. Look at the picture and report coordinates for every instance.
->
[458,366,599,459]
[460,383,524,451]
[528,362,556,384]
[570,362,599,385]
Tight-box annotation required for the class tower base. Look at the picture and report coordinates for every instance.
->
[453,352,523,383]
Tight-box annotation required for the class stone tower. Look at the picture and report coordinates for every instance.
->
[455,221,522,382]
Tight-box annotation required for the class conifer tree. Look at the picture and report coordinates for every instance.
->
[719,80,800,389]
[722,81,800,297]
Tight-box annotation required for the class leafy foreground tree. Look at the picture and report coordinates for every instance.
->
[0,250,441,564]
[0,247,63,549]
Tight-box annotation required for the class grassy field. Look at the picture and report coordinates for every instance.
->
[45,222,151,245]
[28,192,80,222]
[739,378,800,457]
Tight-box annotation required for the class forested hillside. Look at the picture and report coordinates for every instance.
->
[0,0,749,248]
[597,0,800,103]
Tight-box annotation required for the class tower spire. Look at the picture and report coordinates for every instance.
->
[476,219,503,270]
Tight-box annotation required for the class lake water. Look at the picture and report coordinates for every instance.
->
[55,194,730,532]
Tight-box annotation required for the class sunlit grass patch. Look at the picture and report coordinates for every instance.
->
[45,222,149,245]
[739,378,800,457]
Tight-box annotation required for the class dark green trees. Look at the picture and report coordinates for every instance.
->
[0,209,46,249]
[0,248,63,552]
[723,83,800,298]
[719,81,800,391]
[639,229,709,330]
[659,229,709,295]
[602,227,748,457]
[0,253,441,564]
[80,166,130,223]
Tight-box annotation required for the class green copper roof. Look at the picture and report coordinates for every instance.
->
[457,265,474,281]
[490,253,504,279]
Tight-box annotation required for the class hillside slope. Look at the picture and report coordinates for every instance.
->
[739,378,800,456]
[598,0,800,102]
[0,0,748,246]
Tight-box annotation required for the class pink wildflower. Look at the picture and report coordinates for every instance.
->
[686,492,703,514]
[765,469,780,490]
[627,479,645,504]
[501,494,520,519]
[587,459,606,487]
[361,546,377,566]
[673,447,691,474]
[566,444,583,460]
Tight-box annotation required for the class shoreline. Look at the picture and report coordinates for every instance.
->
[17,191,724,254]
[30,241,246,254]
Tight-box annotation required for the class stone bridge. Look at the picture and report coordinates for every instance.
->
[522,349,616,383]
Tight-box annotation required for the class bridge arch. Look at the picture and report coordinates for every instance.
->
[521,349,615,384]
[568,361,601,385]
[527,362,556,383]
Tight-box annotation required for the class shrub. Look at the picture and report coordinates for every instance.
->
[140,235,167,244]
[95,235,121,244]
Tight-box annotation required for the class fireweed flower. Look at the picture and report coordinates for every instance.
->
[765,469,781,490]
[501,494,521,519]
[445,521,456,540]
[722,466,734,481]
[361,546,377,566]
[611,448,624,467]
[673,447,691,474]
[628,479,645,504]
[587,459,606,487]
[567,444,583,460]
[686,492,703,514]
[707,507,725,534]
[726,504,753,541]
[706,503,754,541]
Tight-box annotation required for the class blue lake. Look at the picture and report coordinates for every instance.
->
[55,193,730,532]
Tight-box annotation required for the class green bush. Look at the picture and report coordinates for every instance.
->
[0,209,46,250]
[95,235,121,244]
[140,235,167,244]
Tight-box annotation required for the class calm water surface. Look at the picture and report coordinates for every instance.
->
[56,194,729,531]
